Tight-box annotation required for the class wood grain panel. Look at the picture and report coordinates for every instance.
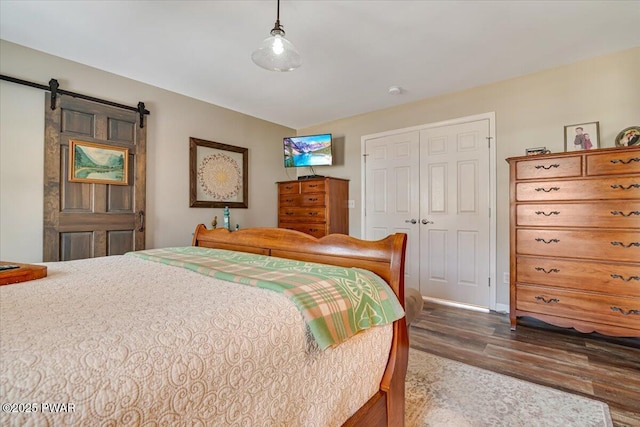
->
[515,155,581,180]
[517,256,640,297]
[587,151,640,176]
[516,284,640,331]
[517,229,640,262]
[516,202,640,228]
[516,177,640,201]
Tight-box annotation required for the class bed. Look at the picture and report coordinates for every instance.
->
[0,225,408,426]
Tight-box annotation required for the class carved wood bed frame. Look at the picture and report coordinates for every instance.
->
[191,224,409,426]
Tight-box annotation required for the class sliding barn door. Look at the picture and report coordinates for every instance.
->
[43,94,146,261]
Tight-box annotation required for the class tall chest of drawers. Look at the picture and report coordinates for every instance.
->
[277,177,349,238]
[507,146,640,337]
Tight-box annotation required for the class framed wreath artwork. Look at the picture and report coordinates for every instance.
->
[189,137,248,208]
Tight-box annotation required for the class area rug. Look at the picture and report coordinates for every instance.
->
[405,348,613,427]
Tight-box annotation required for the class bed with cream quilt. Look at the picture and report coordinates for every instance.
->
[0,226,409,427]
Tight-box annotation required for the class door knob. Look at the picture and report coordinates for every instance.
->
[405,219,417,224]
[421,219,434,224]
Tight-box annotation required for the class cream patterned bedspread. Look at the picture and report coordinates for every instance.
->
[0,255,392,426]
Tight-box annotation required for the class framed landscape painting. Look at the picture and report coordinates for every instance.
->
[69,140,129,185]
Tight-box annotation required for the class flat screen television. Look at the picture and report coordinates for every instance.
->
[283,133,333,168]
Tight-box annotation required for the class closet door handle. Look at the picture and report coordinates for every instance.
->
[137,210,145,232]
[421,219,434,224]
[405,219,417,224]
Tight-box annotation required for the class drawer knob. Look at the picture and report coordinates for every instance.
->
[535,211,560,216]
[535,187,560,192]
[610,241,640,248]
[610,184,640,190]
[534,164,560,170]
[308,198,319,201]
[610,158,640,165]
[535,296,559,304]
[535,267,560,274]
[610,307,640,316]
[611,274,640,282]
[285,212,294,216]
[535,238,560,244]
[610,211,640,217]
[285,199,294,203]
[308,212,318,216]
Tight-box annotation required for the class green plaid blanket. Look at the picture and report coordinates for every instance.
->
[126,247,404,349]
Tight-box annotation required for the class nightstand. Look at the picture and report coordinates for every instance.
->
[0,261,47,286]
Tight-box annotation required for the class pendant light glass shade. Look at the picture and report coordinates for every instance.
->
[251,0,301,72]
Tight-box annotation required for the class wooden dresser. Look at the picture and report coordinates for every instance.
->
[507,146,640,337]
[277,177,349,238]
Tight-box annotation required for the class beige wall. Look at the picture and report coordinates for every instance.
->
[1,40,295,262]
[299,47,640,306]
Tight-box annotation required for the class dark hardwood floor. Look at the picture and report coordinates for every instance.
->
[409,301,640,427]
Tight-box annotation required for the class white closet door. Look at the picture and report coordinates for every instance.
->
[364,131,420,291]
[419,119,491,307]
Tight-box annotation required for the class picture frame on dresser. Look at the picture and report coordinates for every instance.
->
[189,137,248,208]
[564,121,599,151]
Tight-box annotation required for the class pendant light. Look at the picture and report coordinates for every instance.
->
[251,0,302,72]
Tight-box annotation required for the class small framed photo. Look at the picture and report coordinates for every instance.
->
[526,147,549,156]
[69,139,129,185]
[564,122,599,151]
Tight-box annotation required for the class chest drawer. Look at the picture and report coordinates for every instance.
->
[300,193,325,206]
[587,151,640,176]
[516,229,640,262]
[279,182,300,194]
[301,180,326,193]
[516,202,640,228]
[279,207,326,223]
[516,284,640,331]
[516,176,640,201]
[516,256,640,297]
[515,156,582,180]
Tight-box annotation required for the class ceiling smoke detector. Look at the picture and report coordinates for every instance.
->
[388,86,402,95]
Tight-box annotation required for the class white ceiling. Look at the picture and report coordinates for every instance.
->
[1,1,639,129]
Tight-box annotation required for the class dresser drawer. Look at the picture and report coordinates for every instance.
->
[516,176,640,201]
[516,202,640,228]
[516,256,640,297]
[516,285,640,331]
[515,156,582,180]
[279,207,326,223]
[279,182,300,194]
[300,193,325,206]
[301,180,326,193]
[587,151,640,176]
[279,223,327,238]
[279,194,301,206]
[516,229,640,262]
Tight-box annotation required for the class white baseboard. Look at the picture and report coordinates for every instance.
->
[423,296,490,313]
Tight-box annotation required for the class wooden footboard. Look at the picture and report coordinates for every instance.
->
[192,225,409,427]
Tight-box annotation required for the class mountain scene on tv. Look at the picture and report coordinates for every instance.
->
[283,135,332,167]
[74,144,125,180]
